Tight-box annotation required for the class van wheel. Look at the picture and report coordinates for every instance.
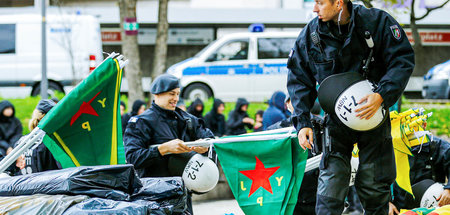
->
[31,81,64,97]
[183,83,212,101]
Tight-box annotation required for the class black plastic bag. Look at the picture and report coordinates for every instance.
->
[62,198,166,215]
[132,177,188,214]
[0,164,142,201]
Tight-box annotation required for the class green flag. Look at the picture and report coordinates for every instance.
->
[38,57,126,168]
[214,133,307,215]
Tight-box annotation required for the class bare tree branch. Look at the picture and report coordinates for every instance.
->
[416,0,450,20]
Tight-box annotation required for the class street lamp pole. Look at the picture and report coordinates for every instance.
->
[41,0,48,99]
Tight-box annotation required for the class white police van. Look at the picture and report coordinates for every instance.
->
[166,31,299,102]
[0,13,103,97]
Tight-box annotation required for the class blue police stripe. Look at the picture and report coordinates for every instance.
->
[182,63,288,76]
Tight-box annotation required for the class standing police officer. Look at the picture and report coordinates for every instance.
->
[123,74,214,213]
[287,0,414,214]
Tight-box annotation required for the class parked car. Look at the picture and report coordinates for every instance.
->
[166,31,299,102]
[422,60,450,99]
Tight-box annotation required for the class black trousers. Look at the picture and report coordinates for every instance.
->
[316,114,396,215]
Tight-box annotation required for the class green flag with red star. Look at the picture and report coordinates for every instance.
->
[37,57,126,168]
[214,132,308,215]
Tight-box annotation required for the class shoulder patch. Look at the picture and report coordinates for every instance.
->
[390,25,401,40]
[129,117,138,123]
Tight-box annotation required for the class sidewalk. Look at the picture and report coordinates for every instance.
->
[193,199,244,215]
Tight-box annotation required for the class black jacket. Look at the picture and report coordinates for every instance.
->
[121,100,146,134]
[287,2,414,131]
[13,135,61,175]
[123,102,214,177]
[204,99,226,137]
[226,98,252,135]
[392,137,450,209]
[187,98,204,119]
[0,101,22,154]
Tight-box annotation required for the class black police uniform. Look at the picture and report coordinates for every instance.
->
[287,2,414,214]
[392,137,450,209]
[123,74,214,214]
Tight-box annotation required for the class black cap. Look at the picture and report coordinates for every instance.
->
[36,99,56,114]
[150,74,180,94]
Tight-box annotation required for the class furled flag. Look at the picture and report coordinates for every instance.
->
[391,108,432,197]
[38,56,126,168]
[214,131,308,215]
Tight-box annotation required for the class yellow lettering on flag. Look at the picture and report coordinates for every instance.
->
[257,197,263,206]
[240,181,247,191]
[276,176,283,186]
[98,98,106,108]
[82,121,91,131]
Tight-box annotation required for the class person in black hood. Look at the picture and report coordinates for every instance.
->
[187,98,204,119]
[0,100,22,156]
[204,99,226,137]
[226,98,254,135]
[121,99,146,134]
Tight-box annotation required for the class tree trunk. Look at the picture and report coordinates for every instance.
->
[119,0,144,107]
[410,0,426,76]
[151,0,169,80]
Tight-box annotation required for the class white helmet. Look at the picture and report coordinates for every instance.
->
[182,154,219,193]
[334,80,386,131]
[421,182,444,208]
[318,72,386,131]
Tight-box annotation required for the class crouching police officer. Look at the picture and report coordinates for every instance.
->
[123,74,214,213]
[287,0,414,214]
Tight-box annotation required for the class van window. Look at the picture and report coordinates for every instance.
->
[206,39,249,62]
[0,24,15,54]
[257,38,296,59]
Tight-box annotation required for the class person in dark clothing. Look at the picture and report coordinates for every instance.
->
[287,0,414,214]
[390,136,450,214]
[13,99,61,175]
[123,74,214,214]
[121,99,146,134]
[204,99,226,137]
[187,98,204,119]
[0,100,22,156]
[267,96,321,215]
[120,101,126,116]
[262,91,287,130]
[253,110,264,132]
[226,98,254,135]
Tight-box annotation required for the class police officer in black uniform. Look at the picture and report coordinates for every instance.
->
[390,136,450,214]
[287,0,414,214]
[123,74,214,214]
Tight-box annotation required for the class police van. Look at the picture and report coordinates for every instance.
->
[166,31,299,102]
[0,13,103,97]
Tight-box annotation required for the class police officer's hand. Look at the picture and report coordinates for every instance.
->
[158,139,191,156]
[356,93,383,120]
[298,127,313,150]
[438,189,450,206]
[191,146,208,154]
[388,202,399,215]
[243,117,255,125]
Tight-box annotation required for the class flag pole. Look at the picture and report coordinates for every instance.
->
[0,128,46,173]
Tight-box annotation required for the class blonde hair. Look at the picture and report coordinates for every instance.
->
[28,109,46,131]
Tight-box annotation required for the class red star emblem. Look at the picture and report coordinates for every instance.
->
[239,156,280,197]
[70,91,101,126]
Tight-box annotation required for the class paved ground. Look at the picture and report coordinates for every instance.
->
[193,199,244,215]
[192,199,364,215]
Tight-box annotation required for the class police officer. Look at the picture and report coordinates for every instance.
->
[287,0,414,214]
[123,74,214,213]
[390,136,450,214]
